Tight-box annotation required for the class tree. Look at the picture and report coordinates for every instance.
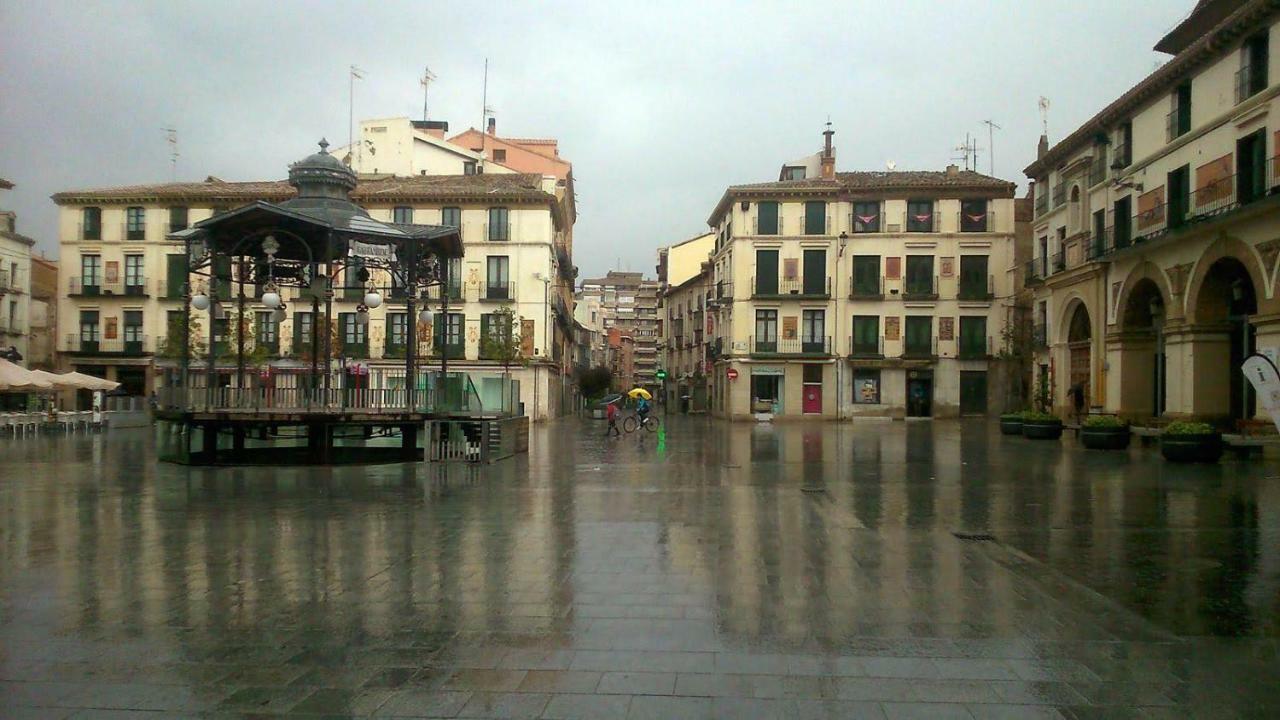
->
[997,304,1034,412]
[157,314,206,360]
[218,310,270,368]
[576,365,612,400]
[480,306,526,378]
[297,318,340,365]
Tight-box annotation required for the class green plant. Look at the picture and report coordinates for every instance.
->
[577,365,612,399]
[1164,421,1215,435]
[479,306,527,377]
[1000,411,1026,421]
[157,314,206,359]
[1083,415,1127,428]
[1022,410,1060,422]
[1034,371,1053,413]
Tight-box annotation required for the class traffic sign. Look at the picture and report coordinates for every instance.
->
[727,368,739,380]
[656,370,668,380]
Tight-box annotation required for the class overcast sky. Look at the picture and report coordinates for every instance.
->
[1,0,1191,278]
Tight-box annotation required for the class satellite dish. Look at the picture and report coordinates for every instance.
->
[886,160,897,171]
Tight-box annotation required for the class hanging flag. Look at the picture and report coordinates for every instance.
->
[856,214,878,225]
[965,213,987,222]
[912,214,932,222]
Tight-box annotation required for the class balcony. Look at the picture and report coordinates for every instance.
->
[1166,108,1190,142]
[902,337,937,360]
[849,277,884,300]
[78,222,102,241]
[64,333,151,355]
[432,341,465,360]
[1034,191,1048,217]
[555,243,575,281]
[480,281,515,302]
[902,276,939,301]
[69,275,150,298]
[1024,257,1048,286]
[957,275,994,301]
[1111,142,1131,171]
[958,210,993,233]
[1088,157,1108,187]
[848,335,884,359]
[749,335,832,357]
[340,341,369,359]
[905,211,939,233]
[123,224,145,242]
[957,336,994,360]
[1051,182,1067,208]
[801,214,831,235]
[1236,64,1264,104]
[751,276,830,299]
[711,281,733,304]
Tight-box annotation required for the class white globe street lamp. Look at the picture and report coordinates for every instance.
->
[191,292,211,311]
[364,291,382,309]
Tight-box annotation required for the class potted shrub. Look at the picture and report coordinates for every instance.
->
[1080,415,1130,450]
[1160,421,1223,463]
[1000,411,1025,436]
[1021,410,1064,440]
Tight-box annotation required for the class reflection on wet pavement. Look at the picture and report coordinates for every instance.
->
[2,418,1278,718]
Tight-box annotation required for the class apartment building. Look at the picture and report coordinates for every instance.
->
[579,271,662,392]
[658,232,716,409]
[1024,0,1280,425]
[51,144,576,418]
[708,128,1018,420]
[0,178,34,364]
[27,256,58,370]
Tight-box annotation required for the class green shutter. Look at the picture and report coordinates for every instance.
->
[166,254,188,299]
[213,256,232,299]
[804,201,826,235]
[802,249,826,295]
[480,314,491,359]
[756,250,778,295]
[758,202,778,235]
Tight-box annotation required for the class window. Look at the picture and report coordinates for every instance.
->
[165,310,183,345]
[904,255,935,297]
[393,206,413,224]
[959,316,988,359]
[1114,121,1133,168]
[755,309,778,352]
[293,311,315,354]
[1168,165,1190,229]
[486,256,510,300]
[802,249,826,295]
[343,258,365,299]
[441,206,461,228]
[83,207,101,240]
[488,207,509,240]
[121,310,143,351]
[492,149,507,163]
[463,161,477,175]
[958,255,990,300]
[853,369,881,404]
[79,310,99,348]
[906,199,934,232]
[126,206,145,240]
[479,312,515,359]
[1169,82,1192,140]
[802,309,825,353]
[1092,209,1108,257]
[387,313,407,354]
[804,200,827,235]
[256,311,278,353]
[1238,129,1267,205]
[757,201,779,235]
[1113,196,1132,248]
[168,206,189,232]
[1089,144,1108,186]
[782,166,806,181]
[959,199,988,232]
[851,255,881,298]
[80,254,101,293]
[339,312,368,357]
[904,316,932,357]
[754,249,779,295]
[851,315,880,357]
[444,256,463,299]
[434,312,464,357]
[1239,31,1269,103]
[853,201,880,233]
[124,254,144,294]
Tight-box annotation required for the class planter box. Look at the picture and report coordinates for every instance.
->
[999,418,1023,436]
[1161,433,1224,463]
[1022,419,1064,440]
[1081,426,1130,450]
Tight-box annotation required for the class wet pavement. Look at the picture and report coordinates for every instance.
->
[2,417,1279,719]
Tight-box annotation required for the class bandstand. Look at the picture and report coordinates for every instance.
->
[155,141,520,465]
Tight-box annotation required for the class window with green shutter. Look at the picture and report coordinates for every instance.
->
[852,256,881,298]
[905,256,935,297]
[293,311,314,356]
[958,256,990,300]
[804,201,827,235]
[757,202,779,235]
[851,316,880,357]
[802,249,826,296]
[959,316,988,359]
[904,316,932,357]
[755,249,779,295]
[213,256,232,300]
[165,254,188,299]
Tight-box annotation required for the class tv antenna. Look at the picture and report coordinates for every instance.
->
[952,133,981,171]
[1038,96,1050,138]
[162,127,178,180]
[420,65,437,121]
[349,64,365,167]
[982,119,1001,175]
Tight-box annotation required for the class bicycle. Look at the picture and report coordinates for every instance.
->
[622,412,660,433]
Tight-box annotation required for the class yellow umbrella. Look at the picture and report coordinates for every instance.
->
[627,388,652,400]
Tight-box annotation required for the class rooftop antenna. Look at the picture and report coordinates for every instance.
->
[479,58,489,168]
[1038,96,1050,139]
[350,64,365,168]
[162,127,178,180]
[982,119,1001,175]
[952,133,981,171]
[420,66,437,121]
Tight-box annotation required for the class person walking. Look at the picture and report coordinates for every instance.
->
[604,400,621,437]
[1070,382,1086,425]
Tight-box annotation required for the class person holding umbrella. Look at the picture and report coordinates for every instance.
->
[624,387,659,432]
[604,397,622,437]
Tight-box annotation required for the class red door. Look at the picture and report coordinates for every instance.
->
[802,364,823,414]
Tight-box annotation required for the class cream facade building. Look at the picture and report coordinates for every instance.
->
[52,166,576,418]
[1,178,35,364]
[1025,0,1280,425]
[708,130,1018,420]
[661,266,713,411]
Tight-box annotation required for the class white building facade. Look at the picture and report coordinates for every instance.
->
[1,179,35,364]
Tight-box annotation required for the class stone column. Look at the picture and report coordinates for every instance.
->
[1164,321,1231,419]
[1105,330,1156,420]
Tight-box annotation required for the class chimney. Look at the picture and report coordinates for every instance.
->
[1037,134,1049,160]
[820,123,836,180]
[946,164,959,177]
[487,117,496,136]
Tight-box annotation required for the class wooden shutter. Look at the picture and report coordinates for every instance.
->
[756,250,779,294]
[803,249,825,294]
[166,255,188,299]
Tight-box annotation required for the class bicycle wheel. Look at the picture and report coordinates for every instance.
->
[622,416,638,433]
[644,415,660,432]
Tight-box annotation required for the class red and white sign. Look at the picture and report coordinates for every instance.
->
[727,368,739,380]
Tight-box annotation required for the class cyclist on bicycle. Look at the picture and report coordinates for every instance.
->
[636,397,651,424]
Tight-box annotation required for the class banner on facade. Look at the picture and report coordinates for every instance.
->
[1243,353,1280,433]
[347,239,397,263]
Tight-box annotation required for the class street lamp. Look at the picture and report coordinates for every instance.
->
[191,287,212,311]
